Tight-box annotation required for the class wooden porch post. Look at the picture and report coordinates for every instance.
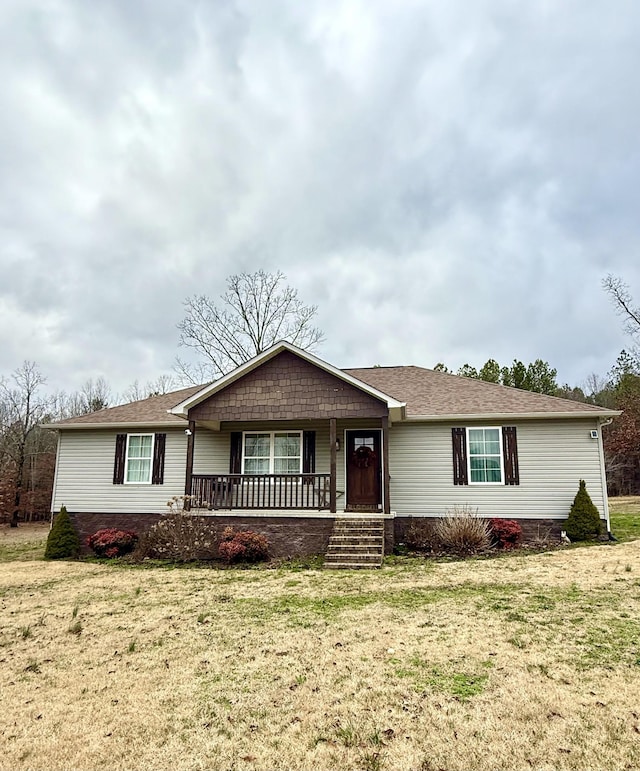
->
[329,417,337,513]
[381,415,391,515]
[184,420,196,510]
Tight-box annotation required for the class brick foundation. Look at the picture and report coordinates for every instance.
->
[393,516,569,546]
[68,512,336,558]
[65,512,584,559]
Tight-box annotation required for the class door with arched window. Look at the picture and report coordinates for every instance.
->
[346,429,382,512]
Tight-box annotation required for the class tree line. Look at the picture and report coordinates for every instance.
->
[0,368,183,526]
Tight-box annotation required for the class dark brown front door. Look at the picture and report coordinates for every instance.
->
[346,430,382,512]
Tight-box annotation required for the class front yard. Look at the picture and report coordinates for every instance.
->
[0,502,639,770]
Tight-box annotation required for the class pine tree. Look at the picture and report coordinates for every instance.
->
[44,505,80,559]
[565,480,602,541]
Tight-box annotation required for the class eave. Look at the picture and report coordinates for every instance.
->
[402,410,622,423]
[42,420,187,431]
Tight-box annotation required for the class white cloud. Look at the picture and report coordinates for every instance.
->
[0,0,638,395]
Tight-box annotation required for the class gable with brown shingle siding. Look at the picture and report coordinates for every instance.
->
[190,351,389,422]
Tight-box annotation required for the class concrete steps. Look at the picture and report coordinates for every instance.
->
[324,517,385,569]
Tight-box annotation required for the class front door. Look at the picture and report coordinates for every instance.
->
[346,430,382,512]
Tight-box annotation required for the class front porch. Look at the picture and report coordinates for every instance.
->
[184,415,392,514]
[190,473,333,511]
[173,346,403,515]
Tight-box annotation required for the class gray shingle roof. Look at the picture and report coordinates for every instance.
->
[46,384,205,427]
[344,366,611,418]
[46,364,613,429]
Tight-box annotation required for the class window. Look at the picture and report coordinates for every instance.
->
[467,427,503,484]
[242,432,302,475]
[125,434,154,483]
[113,433,165,485]
[452,426,519,486]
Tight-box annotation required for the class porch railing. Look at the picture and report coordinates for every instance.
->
[190,473,332,511]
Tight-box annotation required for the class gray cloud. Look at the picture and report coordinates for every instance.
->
[1,0,638,396]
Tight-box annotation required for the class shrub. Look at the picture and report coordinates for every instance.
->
[87,528,138,558]
[44,505,80,560]
[132,497,217,562]
[489,518,523,549]
[218,527,269,564]
[432,506,491,555]
[565,480,602,542]
[404,520,434,553]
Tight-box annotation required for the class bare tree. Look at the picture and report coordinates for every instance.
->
[175,271,324,382]
[81,377,112,412]
[603,274,640,342]
[122,374,177,403]
[0,362,52,527]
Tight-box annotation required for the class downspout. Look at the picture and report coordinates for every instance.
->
[597,417,614,534]
[49,432,61,530]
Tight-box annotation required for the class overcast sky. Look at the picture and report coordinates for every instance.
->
[2,0,639,399]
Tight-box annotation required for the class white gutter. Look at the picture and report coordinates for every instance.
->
[402,411,621,422]
[49,432,61,525]
[597,416,615,533]
[42,420,186,431]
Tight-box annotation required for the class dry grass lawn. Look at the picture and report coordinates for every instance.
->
[1,523,640,770]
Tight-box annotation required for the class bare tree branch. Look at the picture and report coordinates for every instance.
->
[175,271,324,381]
[603,274,640,341]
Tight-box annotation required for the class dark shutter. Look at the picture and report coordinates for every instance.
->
[452,427,468,485]
[502,426,520,485]
[303,430,316,484]
[152,433,166,485]
[230,432,243,478]
[113,434,127,485]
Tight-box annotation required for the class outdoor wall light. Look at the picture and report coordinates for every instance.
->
[335,438,341,451]
[185,428,193,436]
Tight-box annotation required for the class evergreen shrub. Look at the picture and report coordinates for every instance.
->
[44,505,80,560]
[44,506,80,560]
[565,480,602,541]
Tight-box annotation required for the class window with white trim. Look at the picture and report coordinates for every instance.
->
[467,427,503,484]
[125,434,154,483]
[242,432,302,474]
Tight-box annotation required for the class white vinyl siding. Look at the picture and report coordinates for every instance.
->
[51,417,608,522]
[52,429,186,514]
[388,418,606,520]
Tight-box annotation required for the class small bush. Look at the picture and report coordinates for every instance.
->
[489,518,523,549]
[87,528,138,558]
[404,520,434,553]
[132,498,217,562]
[565,479,602,542]
[432,506,491,555]
[218,527,269,564]
[44,505,80,560]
